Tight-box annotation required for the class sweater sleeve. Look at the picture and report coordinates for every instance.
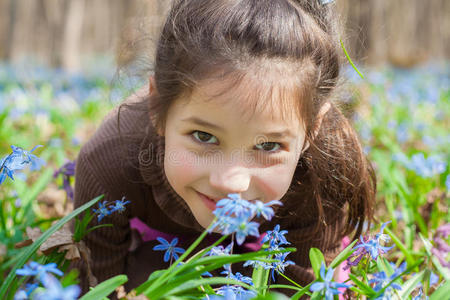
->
[71,146,131,294]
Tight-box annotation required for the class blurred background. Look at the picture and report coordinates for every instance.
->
[0,0,449,71]
[0,0,449,297]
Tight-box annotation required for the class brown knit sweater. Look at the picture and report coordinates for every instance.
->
[73,88,346,296]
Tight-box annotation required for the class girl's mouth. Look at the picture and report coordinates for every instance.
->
[196,191,218,211]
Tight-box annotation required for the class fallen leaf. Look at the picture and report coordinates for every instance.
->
[0,244,6,258]
[58,243,81,260]
[115,286,127,299]
[26,227,43,241]
[40,223,73,254]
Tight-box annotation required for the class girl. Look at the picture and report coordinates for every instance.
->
[72,0,375,296]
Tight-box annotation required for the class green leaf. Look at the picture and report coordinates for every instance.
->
[419,233,450,280]
[139,247,293,297]
[330,239,358,269]
[309,248,325,279]
[290,284,312,300]
[430,280,450,300]
[79,275,128,300]
[348,274,376,296]
[252,263,270,294]
[252,292,290,299]
[147,249,289,297]
[398,270,425,298]
[384,227,415,267]
[0,195,104,299]
[160,277,254,298]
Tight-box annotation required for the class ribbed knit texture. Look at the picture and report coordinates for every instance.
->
[72,88,346,297]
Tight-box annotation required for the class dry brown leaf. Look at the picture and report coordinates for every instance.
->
[127,296,149,300]
[123,289,149,300]
[77,241,98,286]
[58,243,81,260]
[115,286,127,299]
[15,227,43,249]
[0,244,6,258]
[14,239,33,249]
[26,227,43,241]
[40,223,73,254]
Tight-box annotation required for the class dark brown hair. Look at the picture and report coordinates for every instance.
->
[118,0,375,240]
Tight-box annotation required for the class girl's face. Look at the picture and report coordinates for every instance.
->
[162,81,307,229]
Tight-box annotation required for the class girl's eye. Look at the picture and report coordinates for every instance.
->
[191,131,282,153]
[255,142,282,153]
[191,131,218,144]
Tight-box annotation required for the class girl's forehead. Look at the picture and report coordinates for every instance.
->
[185,73,304,125]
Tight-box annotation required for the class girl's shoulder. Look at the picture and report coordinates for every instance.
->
[77,86,153,187]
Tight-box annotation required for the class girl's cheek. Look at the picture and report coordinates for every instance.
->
[256,163,296,202]
[165,147,202,181]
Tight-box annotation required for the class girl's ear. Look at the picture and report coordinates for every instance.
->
[302,102,331,153]
[149,76,165,136]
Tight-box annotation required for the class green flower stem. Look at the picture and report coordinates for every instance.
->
[146,248,293,298]
[266,284,304,291]
[150,251,282,299]
[278,272,304,289]
[142,219,218,295]
[340,38,364,79]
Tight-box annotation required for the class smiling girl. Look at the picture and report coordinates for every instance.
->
[72,0,375,296]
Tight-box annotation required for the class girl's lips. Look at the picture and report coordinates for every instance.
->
[196,191,218,211]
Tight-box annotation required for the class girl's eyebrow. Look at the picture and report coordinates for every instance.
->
[182,116,295,139]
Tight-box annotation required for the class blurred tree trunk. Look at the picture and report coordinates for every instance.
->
[0,0,448,68]
[62,0,84,71]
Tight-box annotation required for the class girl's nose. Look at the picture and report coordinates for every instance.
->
[209,166,251,195]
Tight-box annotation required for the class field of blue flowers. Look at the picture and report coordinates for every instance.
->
[0,61,448,299]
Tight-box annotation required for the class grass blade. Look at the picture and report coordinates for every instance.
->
[0,195,103,298]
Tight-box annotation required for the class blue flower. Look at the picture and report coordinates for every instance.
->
[369,271,402,297]
[253,200,282,220]
[214,194,255,218]
[270,252,295,282]
[208,243,233,257]
[231,215,260,245]
[53,160,76,201]
[153,237,185,263]
[220,270,253,286]
[92,201,112,222]
[353,221,394,261]
[109,196,130,213]
[368,262,407,299]
[396,122,410,143]
[13,290,28,300]
[262,224,290,249]
[215,285,256,300]
[16,262,63,281]
[211,194,287,245]
[310,262,350,300]
[208,243,233,272]
[0,145,44,184]
[407,153,447,178]
[14,282,40,299]
[34,274,80,300]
